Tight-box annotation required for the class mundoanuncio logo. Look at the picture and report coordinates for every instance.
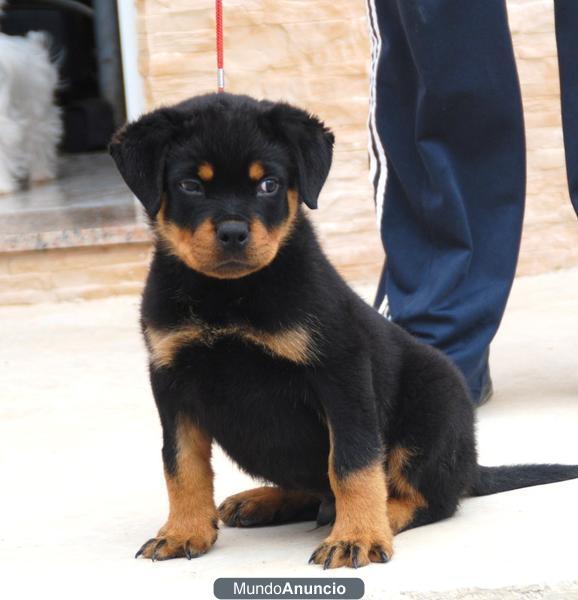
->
[213,577,364,599]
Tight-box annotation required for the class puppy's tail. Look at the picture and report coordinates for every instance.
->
[470,464,578,497]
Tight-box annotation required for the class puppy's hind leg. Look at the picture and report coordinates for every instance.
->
[219,487,320,527]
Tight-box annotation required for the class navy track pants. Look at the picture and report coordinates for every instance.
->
[367,0,578,402]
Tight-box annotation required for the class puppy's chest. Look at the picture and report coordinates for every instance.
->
[144,317,319,369]
[146,320,329,487]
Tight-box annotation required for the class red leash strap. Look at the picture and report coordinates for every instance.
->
[216,0,225,92]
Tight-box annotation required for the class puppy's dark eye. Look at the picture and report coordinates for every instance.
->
[257,178,279,195]
[178,179,204,194]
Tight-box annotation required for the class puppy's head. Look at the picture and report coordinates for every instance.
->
[110,93,334,279]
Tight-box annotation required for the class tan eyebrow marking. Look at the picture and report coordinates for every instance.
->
[198,162,214,181]
[249,161,265,181]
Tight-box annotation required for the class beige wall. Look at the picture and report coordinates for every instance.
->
[136,0,578,285]
[508,0,578,274]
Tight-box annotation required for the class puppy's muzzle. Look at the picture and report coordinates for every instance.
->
[216,220,250,251]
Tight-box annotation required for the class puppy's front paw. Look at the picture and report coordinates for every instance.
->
[309,534,393,569]
[135,519,218,561]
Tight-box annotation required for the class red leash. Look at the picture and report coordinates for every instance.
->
[216,0,225,92]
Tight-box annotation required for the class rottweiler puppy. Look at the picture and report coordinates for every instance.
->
[110,93,578,569]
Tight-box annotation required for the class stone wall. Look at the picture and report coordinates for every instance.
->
[136,0,578,284]
[0,244,151,305]
[508,0,578,274]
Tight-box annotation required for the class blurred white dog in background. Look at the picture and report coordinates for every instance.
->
[0,4,62,194]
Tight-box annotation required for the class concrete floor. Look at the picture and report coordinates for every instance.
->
[1,269,577,599]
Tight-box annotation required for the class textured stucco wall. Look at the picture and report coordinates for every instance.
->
[507,0,578,274]
[136,0,578,283]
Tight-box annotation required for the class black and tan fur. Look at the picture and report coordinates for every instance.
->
[110,93,578,569]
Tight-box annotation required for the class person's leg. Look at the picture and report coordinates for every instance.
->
[367,0,526,403]
[554,0,578,217]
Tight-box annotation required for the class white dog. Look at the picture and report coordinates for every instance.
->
[0,23,62,194]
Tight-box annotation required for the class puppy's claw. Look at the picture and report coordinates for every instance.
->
[309,545,324,564]
[323,546,337,570]
[151,539,167,562]
[184,543,193,560]
[351,545,360,569]
[135,538,156,559]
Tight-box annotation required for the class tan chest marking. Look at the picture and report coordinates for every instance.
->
[145,322,317,368]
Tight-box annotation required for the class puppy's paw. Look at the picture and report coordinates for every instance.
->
[135,519,218,561]
[218,488,284,527]
[309,535,393,569]
[219,487,318,527]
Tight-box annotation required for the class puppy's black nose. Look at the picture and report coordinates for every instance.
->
[216,221,249,249]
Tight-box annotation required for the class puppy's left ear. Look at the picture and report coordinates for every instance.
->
[109,108,178,218]
[267,104,334,209]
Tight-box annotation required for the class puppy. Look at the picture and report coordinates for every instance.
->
[110,93,578,568]
[0,30,61,194]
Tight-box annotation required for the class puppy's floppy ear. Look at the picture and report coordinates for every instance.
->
[267,104,334,209]
[109,109,178,218]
